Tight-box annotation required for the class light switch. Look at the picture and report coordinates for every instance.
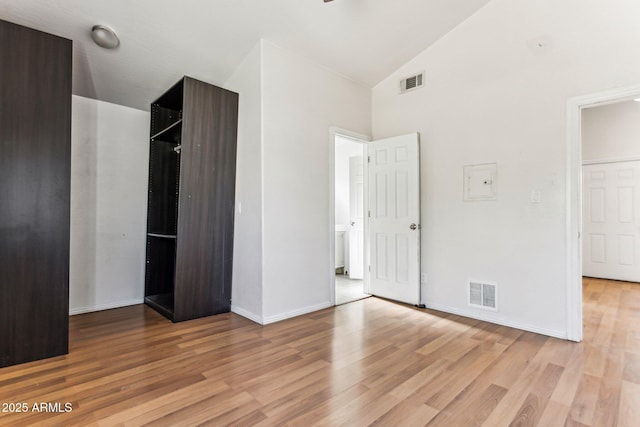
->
[530,190,541,203]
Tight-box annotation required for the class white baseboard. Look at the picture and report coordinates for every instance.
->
[424,301,567,340]
[69,298,143,316]
[231,305,264,324]
[262,301,333,325]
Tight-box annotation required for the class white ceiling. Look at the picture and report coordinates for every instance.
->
[0,0,490,111]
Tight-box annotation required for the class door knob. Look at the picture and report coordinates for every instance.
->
[410,223,418,230]
[351,221,355,226]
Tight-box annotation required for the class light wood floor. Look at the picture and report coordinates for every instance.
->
[0,277,638,426]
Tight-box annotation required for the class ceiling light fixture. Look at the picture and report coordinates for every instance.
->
[91,25,120,49]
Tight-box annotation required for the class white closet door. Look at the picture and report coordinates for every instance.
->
[583,161,640,282]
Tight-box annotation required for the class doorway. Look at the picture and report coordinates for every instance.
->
[567,84,640,342]
[332,130,370,305]
[582,100,640,282]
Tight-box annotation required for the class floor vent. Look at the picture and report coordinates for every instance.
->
[469,281,497,311]
[400,72,424,93]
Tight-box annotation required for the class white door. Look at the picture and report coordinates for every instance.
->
[348,156,365,279]
[369,133,420,304]
[583,161,640,282]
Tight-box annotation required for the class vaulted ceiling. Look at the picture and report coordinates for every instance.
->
[0,0,490,110]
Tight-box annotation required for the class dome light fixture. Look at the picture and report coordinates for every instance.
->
[91,25,120,49]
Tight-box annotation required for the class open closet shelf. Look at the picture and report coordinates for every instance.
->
[144,293,174,318]
[151,119,182,144]
[147,233,177,239]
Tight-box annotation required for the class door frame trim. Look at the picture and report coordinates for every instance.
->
[329,127,371,305]
[566,83,640,342]
[582,156,640,166]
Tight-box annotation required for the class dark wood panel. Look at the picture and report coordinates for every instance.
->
[174,77,238,321]
[0,20,71,367]
[151,78,184,111]
[144,237,176,302]
[147,140,180,235]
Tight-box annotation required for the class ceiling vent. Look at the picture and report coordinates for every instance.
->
[469,281,497,311]
[400,72,424,94]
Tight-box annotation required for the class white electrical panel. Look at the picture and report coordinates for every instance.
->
[464,163,497,201]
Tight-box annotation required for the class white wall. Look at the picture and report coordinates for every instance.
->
[373,0,640,338]
[222,41,371,324]
[224,42,264,322]
[70,95,149,314]
[261,41,371,322]
[583,100,640,161]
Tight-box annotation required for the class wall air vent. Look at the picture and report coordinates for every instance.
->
[469,281,497,311]
[400,72,424,94]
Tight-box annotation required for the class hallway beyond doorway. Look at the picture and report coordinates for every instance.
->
[335,274,368,305]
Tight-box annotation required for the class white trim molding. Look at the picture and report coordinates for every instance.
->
[329,126,371,144]
[566,83,640,342]
[231,305,264,325]
[234,301,333,325]
[262,301,333,325]
[69,298,143,316]
[426,302,567,340]
[582,156,640,166]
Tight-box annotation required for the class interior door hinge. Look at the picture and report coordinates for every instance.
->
[367,156,370,163]
[368,210,371,218]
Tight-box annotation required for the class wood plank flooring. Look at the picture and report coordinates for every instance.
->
[0,277,638,426]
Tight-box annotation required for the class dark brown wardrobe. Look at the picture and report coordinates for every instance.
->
[0,20,72,367]
[144,77,238,322]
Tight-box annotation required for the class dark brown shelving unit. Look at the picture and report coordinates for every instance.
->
[144,76,239,322]
[0,20,72,367]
